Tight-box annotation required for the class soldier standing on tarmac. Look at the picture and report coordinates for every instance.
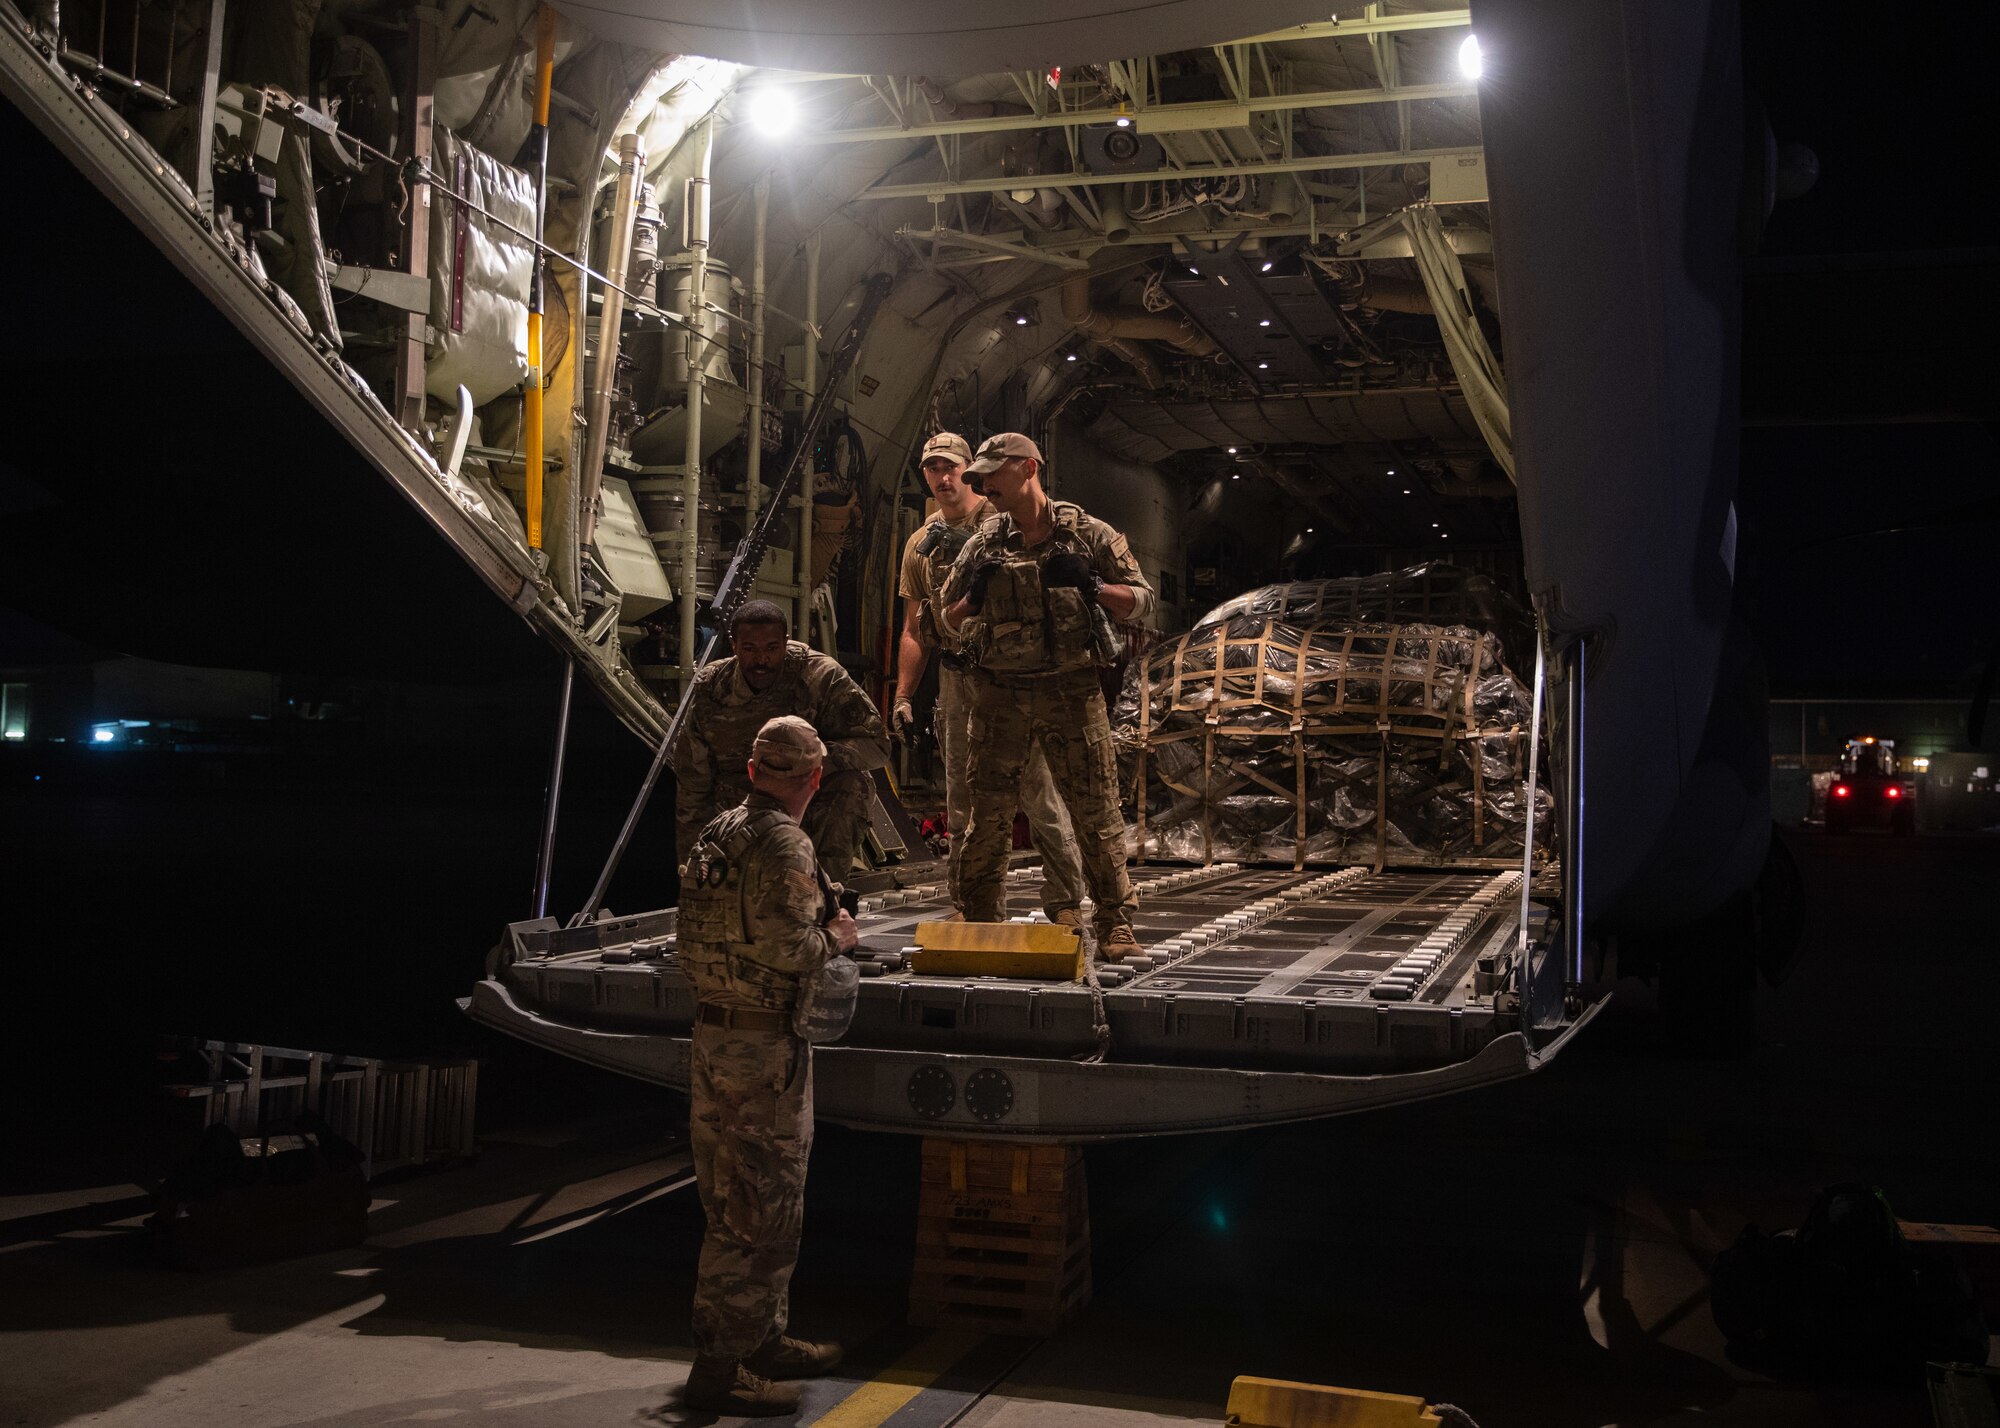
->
[937,432,1155,957]
[893,430,1085,923]
[674,599,890,881]
[675,715,856,1417]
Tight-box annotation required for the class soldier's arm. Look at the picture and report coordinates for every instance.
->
[1091,525,1156,624]
[895,536,931,703]
[895,600,930,705]
[743,826,838,973]
[673,693,714,861]
[816,663,891,773]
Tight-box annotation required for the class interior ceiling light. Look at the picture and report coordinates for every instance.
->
[1260,261,1274,272]
[1226,446,1237,453]
[1065,352,1078,361]
[1258,318,1272,327]
[1231,472,1240,480]
[1402,488,1412,494]
[1112,103,1134,128]
[749,88,798,137]
[1257,361,1269,369]
[1458,34,1483,80]
[1187,266,1200,276]
[1431,522,1440,528]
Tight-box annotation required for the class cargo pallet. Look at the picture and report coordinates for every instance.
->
[163,1041,477,1181]
[909,1139,1091,1336]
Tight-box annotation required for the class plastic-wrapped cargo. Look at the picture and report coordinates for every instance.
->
[1114,564,1554,869]
[426,127,534,404]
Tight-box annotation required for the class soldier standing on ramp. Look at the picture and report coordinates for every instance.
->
[938,432,1155,956]
[676,715,856,1417]
[674,599,890,881]
[892,430,1084,923]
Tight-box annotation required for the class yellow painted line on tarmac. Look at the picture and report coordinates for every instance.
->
[810,1330,984,1428]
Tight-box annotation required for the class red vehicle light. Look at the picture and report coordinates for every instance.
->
[1885,786,1902,799]
[1832,784,1851,798]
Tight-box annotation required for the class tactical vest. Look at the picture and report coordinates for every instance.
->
[970,502,1106,674]
[676,807,802,1011]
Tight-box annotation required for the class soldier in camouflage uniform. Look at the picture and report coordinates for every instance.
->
[893,430,1084,921]
[674,599,890,881]
[938,433,1156,955]
[676,715,857,1417]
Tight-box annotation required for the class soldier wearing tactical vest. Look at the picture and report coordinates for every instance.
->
[676,715,856,1417]
[893,430,1084,922]
[674,599,890,881]
[938,432,1155,955]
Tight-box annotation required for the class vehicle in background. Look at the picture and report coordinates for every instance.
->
[1826,736,1915,833]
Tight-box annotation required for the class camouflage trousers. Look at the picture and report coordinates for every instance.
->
[802,770,872,882]
[689,1019,814,1362]
[937,663,1084,917]
[956,669,1136,939]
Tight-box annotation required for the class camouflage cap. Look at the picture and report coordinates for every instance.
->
[750,715,826,779]
[965,431,1042,475]
[920,431,972,465]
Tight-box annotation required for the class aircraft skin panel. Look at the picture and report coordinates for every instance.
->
[1477,0,1764,924]
[461,977,1606,1142]
[0,8,668,744]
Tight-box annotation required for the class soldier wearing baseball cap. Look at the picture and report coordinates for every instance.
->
[675,711,857,1416]
[936,433,1156,957]
[749,714,826,783]
[964,430,1042,475]
[919,430,972,465]
[893,434,1085,925]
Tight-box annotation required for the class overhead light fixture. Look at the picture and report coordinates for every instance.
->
[1257,362,1269,370]
[1402,488,1411,494]
[1260,261,1274,273]
[1431,522,1440,528]
[1112,102,1135,129]
[1226,446,1237,453]
[1231,472,1240,480]
[749,88,798,138]
[1387,468,1397,475]
[1458,34,1483,80]
[1065,352,1078,362]
[1014,313,1030,326]
[1258,319,1272,327]
[1306,526,1314,533]
[1187,266,1200,276]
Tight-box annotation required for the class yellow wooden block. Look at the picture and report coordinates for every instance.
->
[910,920,1082,979]
[1225,1377,1444,1428]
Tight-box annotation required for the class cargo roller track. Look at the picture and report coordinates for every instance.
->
[465,861,1601,1141]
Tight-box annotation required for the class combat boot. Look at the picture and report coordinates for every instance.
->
[1101,924,1144,958]
[746,1333,845,1379]
[683,1356,800,1416]
[1049,908,1084,930]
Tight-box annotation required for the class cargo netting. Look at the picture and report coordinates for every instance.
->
[1114,564,1555,869]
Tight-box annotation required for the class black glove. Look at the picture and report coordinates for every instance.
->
[965,559,1004,613]
[1040,550,1102,596]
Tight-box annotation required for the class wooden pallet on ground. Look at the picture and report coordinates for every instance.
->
[909,1139,1090,1336]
